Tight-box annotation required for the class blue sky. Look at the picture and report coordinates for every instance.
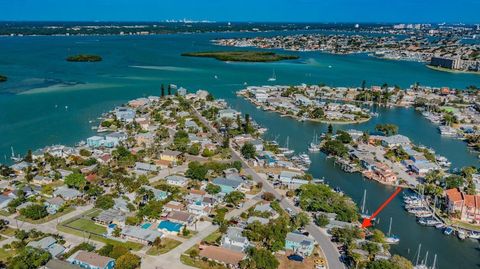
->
[1,0,479,23]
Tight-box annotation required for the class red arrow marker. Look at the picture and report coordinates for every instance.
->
[361,187,403,229]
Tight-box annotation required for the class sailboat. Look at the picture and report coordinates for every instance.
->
[268,69,277,82]
[385,217,400,244]
[10,146,22,162]
[360,189,376,221]
[278,136,295,156]
[308,132,321,152]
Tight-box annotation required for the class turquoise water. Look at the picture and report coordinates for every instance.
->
[158,220,183,232]
[141,223,152,229]
[0,32,479,268]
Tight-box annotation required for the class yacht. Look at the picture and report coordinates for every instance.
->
[443,226,454,235]
[278,136,295,156]
[308,133,321,152]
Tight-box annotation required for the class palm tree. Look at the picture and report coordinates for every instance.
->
[220,117,233,130]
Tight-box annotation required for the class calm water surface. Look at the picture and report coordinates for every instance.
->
[0,32,479,268]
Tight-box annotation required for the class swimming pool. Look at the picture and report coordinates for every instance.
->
[158,220,183,233]
[141,223,152,229]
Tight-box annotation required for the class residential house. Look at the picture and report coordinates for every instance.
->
[167,210,196,225]
[166,175,189,187]
[45,197,65,215]
[27,236,65,258]
[218,109,240,119]
[53,186,81,200]
[67,251,115,269]
[42,259,81,269]
[134,162,157,175]
[121,225,164,245]
[198,245,246,267]
[285,232,315,256]
[278,171,309,188]
[212,177,243,194]
[445,188,480,223]
[94,209,126,227]
[113,198,130,212]
[33,175,53,185]
[114,107,135,122]
[141,185,168,201]
[247,216,269,225]
[0,195,13,209]
[187,201,212,217]
[381,135,411,148]
[164,201,186,212]
[221,227,250,253]
[159,150,182,164]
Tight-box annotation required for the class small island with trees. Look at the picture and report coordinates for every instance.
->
[181,51,299,62]
[0,75,7,82]
[66,54,103,62]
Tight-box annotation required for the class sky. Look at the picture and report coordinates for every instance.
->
[0,0,479,23]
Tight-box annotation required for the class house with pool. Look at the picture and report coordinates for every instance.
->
[212,177,244,194]
[121,225,164,245]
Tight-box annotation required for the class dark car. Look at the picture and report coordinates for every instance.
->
[288,254,304,262]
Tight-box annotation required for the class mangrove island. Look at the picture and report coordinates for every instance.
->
[66,54,103,62]
[181,51,299,62]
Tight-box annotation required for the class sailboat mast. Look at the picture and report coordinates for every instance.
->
[424,251,429,266]
[388,217,392,237]
[11,146,14,157]
[431,254,437,269]
[415,244,422,266]
[362,189,366,214]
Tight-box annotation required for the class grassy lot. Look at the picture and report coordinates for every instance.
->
[0,248,15,263]
[65,218,106,234]
[0,228,17,237]
[16,206,75,224]
[0,210,13,217]
[202,230,222,245]
[57,218,143,251]
[180,245,227,269]
[82,208,102,218]
[146,238,181,255]
[178,230,198,239]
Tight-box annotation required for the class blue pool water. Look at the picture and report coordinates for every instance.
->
[158,220,183,232]
[141,223,152,229]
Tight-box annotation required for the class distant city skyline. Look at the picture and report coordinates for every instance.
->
[1,0,479,24]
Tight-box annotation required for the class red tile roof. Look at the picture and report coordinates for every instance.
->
[445,188,463,203]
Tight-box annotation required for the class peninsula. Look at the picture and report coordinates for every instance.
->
[0,75,6,82]
[181,51,299,62]
[66,54,102,62]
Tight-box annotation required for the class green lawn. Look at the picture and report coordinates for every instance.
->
[65,218,106,234]
[178,230,198,239]
[16,206,75,224]
[57,219,143,251]
[0,210,13,217]
[0,227,17,237]
[0,248,15,263]
[146,238,182,255]
[202,230,222,245]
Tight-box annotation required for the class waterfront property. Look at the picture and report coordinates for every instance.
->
[445,188,480,224]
